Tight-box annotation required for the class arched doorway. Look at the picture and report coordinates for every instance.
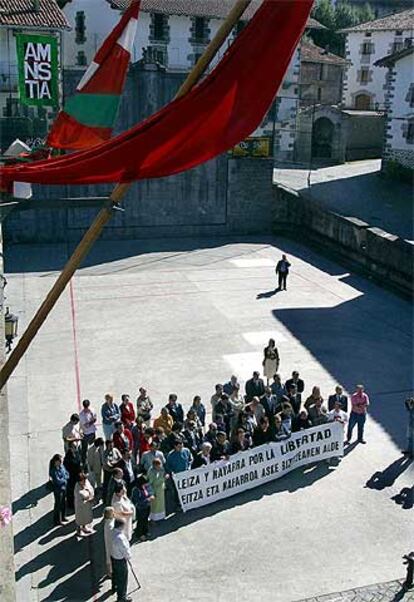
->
[312,117,334,159]
[355,93,372,110]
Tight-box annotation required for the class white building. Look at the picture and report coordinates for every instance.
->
[340,8,414,111]
[376,46,414,171]
[60,0,324,162]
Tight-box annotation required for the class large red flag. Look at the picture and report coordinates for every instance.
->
[1,0,313,190]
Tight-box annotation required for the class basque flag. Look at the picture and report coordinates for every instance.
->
[47,1,140,150]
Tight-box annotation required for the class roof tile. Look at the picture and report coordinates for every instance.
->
[340,7,414,33]
[0,0,70,30]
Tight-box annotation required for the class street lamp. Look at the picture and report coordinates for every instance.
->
[4,307,18,353]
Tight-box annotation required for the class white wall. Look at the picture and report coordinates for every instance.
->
[343,28,414,109]
[388,53,414,150]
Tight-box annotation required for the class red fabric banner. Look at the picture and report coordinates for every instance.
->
[1,0,313,190]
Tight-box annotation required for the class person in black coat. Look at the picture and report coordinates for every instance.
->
[164,393,184,425]
[63,442,82,510]
[230,428,252,454]
[214,394,234,437]
[328,386,348,412]
[275,254,291,290]
[292,410,312,432]
[192,442,213,468]
[286,385,301,415]
[260,387,281,420]
[245,371,265,402]
[285,371,305,396]
[211,432,231,461]
[182,421,202,457]
[253,417,274,446]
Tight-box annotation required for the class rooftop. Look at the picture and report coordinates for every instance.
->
[0,0,70,29]
[108,0,326,28]
[300,40,347,65]
[375,44,414,66]
[339,7,414,33]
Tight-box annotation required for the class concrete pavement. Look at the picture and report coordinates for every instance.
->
[4,235,414,601]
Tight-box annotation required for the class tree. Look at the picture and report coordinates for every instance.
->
[311,0,375,56]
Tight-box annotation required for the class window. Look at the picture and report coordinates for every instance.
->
[317,87,322,102]
[359,68,369,84]
[361,41,373,55]
[319,64,326,81]
[355,93,371,110]
[153,13,167,41]
[406,121,414,144]
[75,11,86,45]
[76,50,87,66]
[194,17,207,43]
[392,41,404,53]
[406,84,414,108]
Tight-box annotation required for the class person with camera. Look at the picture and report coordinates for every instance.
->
[346,384,370,444]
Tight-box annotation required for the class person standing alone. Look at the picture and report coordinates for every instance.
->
[346,384,369,444]
[275,254,291,291]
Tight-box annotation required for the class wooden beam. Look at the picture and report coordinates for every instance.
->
[0,0,252,390]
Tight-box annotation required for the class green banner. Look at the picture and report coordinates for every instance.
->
[16,33,59,107]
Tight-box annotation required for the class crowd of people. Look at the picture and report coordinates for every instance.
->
[48,342,370,599]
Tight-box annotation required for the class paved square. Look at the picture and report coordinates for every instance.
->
[5,236,413,602]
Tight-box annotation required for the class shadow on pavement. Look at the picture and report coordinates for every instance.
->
[15,460,335,600]
[365,456,413,491]
[149,460,335,540]
[272,292,412,450]
[257,286,281,299]
[392,487,414,510]
[12,482,50,514]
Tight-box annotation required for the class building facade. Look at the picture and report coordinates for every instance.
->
[60,0,325,164]
[376,46,414,171]
[0,0,69,152]
[299,40,347,107]
[341,8,414,111]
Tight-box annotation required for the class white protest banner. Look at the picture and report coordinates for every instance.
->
[172,423,343,512]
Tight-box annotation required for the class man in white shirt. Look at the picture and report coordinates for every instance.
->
[328,400,348,427]
[111,518,132,602]
[62,414,82,453]
[79,399,97,463]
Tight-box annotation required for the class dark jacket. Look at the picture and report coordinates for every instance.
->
[328,394,348,412]
[131,484,153,511]
[192,452,211,469]
[292,415,312,432]
[260,394,281,419]
[245,378,265,402]
[165,403,184,425]
[286,393,301,415]
[182,428,202,456]
[211,441,230,462]
[253,427,273,447]
[49,465,69,492]
[276,259,291,274]
[285,378,304,394]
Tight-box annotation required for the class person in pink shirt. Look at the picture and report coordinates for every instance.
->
[346,384,370,444]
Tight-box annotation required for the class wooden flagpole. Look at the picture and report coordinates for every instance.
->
[0,0,251,390]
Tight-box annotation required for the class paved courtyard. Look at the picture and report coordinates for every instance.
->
[4,235,414,602]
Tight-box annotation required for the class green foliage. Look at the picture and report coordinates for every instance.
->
[311,0,375,56]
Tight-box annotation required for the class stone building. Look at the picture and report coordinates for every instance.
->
[299,39,347,107]
[0,0,69,151]
[295,105,385,165]
[376,46,414,172]
[340,8,414,111]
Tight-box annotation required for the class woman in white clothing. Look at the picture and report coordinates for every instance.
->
[74,473,95,536]
[262,338,280,385]
[111,483,135,541]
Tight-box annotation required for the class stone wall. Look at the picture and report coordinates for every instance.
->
[0,225,15,602]
[273,184,413,296]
